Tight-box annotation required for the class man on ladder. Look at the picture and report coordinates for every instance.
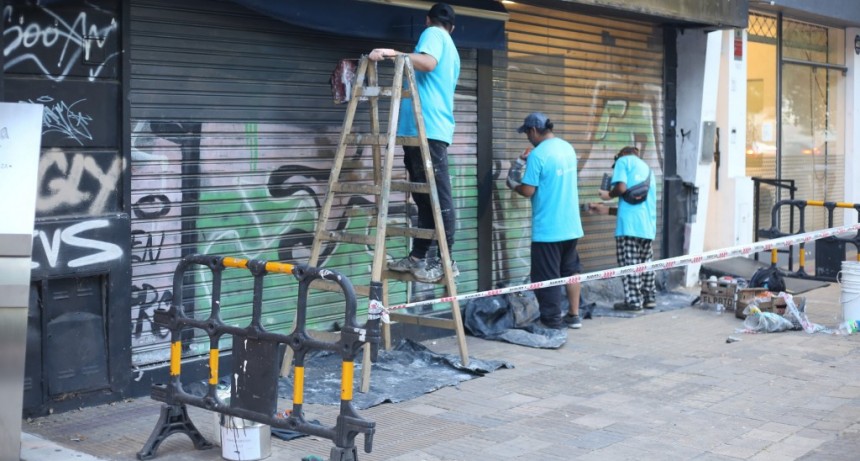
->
[368,2,460,283]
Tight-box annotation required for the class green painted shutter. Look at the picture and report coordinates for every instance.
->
[129,0,478,366]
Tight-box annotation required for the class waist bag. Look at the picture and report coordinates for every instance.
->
[621,172,651,205]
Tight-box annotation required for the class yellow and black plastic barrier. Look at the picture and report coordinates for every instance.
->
[758,199,860,280]
[137,254,379,461]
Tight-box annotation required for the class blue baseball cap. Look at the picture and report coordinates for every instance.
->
[517,112,549,133]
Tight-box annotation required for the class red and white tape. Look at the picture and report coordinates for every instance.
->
[382,223,860,315]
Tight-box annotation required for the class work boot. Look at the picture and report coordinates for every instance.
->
[412,258,459,283]
[563,313,582,329]
[614,301,643,312]
[388,256,425,273]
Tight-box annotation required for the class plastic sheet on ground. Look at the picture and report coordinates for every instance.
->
[277,339,512,409]
[463,291,567,349]
[736,292,831,334]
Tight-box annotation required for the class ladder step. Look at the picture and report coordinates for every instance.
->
[310,279,371,297]
[390,181,431,194]
[382,269,458,286]
[355,86,412,99]
[319,231,375,246]
[386,226,436,240]
[388,312,457,330]
[345,134,422,146]
[333,183,381,195]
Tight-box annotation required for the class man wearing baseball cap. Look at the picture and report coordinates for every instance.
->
[369,3,460,283]
[506,112,584,330]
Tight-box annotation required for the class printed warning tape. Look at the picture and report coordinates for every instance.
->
[382,223,860,315]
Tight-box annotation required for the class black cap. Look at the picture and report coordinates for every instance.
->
[517,112,549,133]
[428,3,455,26]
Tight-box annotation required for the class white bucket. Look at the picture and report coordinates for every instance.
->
[220,416,271,461]
[838,261,860,322]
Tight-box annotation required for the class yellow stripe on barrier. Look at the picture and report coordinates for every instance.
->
[771,248,778,265]
[170,341,181,376]
[264,261,295,274]
[221,257,294,274]
[222,257,248,269]
[293,366,304,405]
[209,349,219,385]
[806,200,857,209]
[341,361,354,401]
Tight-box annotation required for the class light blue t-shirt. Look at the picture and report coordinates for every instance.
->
[612,155,657,240]
[397,26,460,145]
[520,137,584,243]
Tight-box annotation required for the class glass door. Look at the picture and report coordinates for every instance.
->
[746,13,845,237]
[780,63,844,230]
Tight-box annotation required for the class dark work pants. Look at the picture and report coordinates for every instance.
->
[403,140,455,259]
[531,239,582,328]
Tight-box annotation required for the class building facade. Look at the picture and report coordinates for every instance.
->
[3,0,756,415]
[698,1,860,283]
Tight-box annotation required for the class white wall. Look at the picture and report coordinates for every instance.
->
[845,28,860,225]
[676,30,723,285]
[705,29,754,252]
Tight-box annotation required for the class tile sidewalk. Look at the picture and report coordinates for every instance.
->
[21,283,860,460]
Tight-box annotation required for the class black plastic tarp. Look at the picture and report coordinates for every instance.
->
[277,339,512,409]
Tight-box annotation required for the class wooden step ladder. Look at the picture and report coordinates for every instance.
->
[282,54,469,392]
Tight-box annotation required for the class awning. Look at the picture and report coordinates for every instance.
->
[228,0,508,50]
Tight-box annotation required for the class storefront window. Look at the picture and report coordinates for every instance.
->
[747,13,845,232]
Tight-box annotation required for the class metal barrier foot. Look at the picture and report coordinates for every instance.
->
[136,404,213,460]
[329,445,359,461]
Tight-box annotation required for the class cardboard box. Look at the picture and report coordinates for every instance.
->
[700,280,739,311]
[735,288,772,319]
[736,290,805,320]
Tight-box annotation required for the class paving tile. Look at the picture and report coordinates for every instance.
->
[571,413,618,429]
[19,285,860,461]
[710,442,764,459]
[745,428,789,442]
[480,435,553,458]
[693,452,748,461]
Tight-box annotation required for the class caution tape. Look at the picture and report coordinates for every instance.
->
[384,223,860,314]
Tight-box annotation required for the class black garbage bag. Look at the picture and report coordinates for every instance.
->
[463,295,512,337]
[463,292,565,349]
[749,266,786,292]
[505,290,540,328]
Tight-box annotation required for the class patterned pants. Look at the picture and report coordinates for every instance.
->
[615,236,656,309]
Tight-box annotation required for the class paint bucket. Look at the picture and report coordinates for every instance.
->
[220,415,271,461]
[838,261,860,322]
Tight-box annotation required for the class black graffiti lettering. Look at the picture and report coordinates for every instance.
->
[132,283,172,339]
[132,194,171,219]
[267,165,330,198]
[131,229,164,264]
[277,229,315,263]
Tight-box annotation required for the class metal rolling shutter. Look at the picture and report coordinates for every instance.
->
[129,0,478,366]
[492,3,665,284]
